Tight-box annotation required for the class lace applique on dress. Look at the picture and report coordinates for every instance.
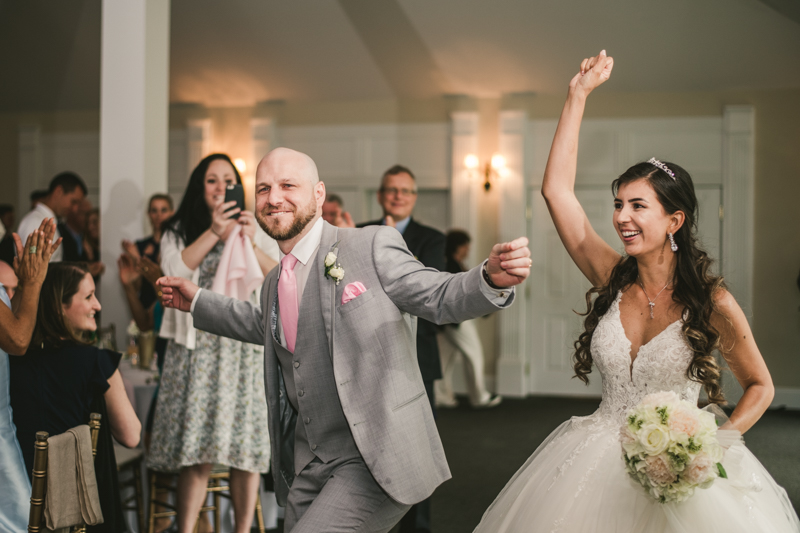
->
[588,291,700,426]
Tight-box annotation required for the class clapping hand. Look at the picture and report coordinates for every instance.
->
[13,218,61,288]
[118,253,141,287]
[122,239,142,261]
[570,49,614,96]
[336,211,355,228]
[138,255,163,287]
[485,236,531,288]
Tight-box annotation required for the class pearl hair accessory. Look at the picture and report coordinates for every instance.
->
[648,157,676,180]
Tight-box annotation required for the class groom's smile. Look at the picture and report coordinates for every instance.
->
[254,147,327,250]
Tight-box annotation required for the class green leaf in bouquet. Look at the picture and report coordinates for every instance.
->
[717,462,728,479]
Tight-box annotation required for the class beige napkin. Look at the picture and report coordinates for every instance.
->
[43,425,104,530]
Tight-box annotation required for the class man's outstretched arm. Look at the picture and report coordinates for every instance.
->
[158,276,265,345]
[374,227,531,325]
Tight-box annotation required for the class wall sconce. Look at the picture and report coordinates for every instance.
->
[464,153,506,191]
[233,158,247,174]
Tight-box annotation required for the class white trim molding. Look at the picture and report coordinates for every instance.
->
[187,118,213,171]
[449,111,480,266]
[719,105,755,406]
[721,105,755,318]
[496,110,529,397]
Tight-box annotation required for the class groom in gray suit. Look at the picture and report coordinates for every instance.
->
[158,148,531,532]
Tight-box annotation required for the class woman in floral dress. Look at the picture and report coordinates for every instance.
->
[147,153,279,533]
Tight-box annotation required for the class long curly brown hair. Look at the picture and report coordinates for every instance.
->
[572,161,727,404]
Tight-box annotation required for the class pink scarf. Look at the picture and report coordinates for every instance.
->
[211,225,264,300]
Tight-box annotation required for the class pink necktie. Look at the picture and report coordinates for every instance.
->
[278,254,299,352]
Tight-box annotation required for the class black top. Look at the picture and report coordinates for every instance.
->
[0,234,14,265]
[135,235,160,309]
[358,218,446,381]
[445,256,465,275]
[10,344,128,532]
[10,343,120,474]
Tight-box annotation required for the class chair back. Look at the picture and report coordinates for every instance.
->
[27,413,102,533]
[27,432,49,533]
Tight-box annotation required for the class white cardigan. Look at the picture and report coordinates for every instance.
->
[159,225,279,349]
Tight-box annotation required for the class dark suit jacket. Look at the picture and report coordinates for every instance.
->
[58,222,89,262]
[359,217,446,381]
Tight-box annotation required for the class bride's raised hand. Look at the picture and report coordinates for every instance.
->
[569,50,614,96]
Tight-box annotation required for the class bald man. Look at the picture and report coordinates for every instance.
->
[0,261,17,300]
[158,147,532,532]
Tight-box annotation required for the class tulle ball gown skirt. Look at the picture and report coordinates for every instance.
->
[473,415,800,533]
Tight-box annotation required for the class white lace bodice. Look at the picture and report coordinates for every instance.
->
[587,291,701,428]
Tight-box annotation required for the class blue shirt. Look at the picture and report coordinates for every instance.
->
[0,282,31,531]
[389,216,411,235]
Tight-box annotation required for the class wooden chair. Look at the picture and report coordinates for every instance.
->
[28,413,102,533]
[146,465,266,533]
[115,444,145,533]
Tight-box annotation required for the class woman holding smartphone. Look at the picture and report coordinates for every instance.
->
[147,153,278,533]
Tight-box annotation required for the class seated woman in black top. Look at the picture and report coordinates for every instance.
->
[10,262,140,532]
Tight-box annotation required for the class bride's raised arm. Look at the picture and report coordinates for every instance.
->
[541,50,620,287]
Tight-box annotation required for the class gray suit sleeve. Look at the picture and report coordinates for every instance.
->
[192,289,265,345]
[373,226,513,325]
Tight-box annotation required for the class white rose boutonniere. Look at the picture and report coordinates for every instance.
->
[328,266,345,283]
[324,251,337,268]
[324,242,344,285]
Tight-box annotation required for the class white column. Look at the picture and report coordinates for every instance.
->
[449,112,480,265]
[495,110,529,397]
[720,105,755,405]
[721,105,755,318]
[187,118,213,171]
[100,0,170,347]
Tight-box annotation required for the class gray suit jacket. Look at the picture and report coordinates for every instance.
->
[193,221,513,506]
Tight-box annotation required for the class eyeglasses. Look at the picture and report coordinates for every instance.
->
[380,187,418,197]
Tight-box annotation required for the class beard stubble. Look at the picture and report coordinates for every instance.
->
[256,197,317,242]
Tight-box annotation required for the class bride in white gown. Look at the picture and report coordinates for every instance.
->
[474,51,800,533]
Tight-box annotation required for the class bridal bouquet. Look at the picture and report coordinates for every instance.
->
[621,391,727,503]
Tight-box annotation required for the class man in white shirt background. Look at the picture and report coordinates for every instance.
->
[17,172,87,263]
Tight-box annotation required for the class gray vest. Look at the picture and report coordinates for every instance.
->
[272,256,359,475]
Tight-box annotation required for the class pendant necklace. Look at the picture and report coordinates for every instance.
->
[637,278,670,319]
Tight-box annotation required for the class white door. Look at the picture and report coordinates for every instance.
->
[526,185,721,396]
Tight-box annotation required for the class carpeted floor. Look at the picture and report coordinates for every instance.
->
[431,396,800,533]
[267,396,799,532]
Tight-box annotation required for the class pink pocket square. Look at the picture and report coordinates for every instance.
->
[341,282,367,304]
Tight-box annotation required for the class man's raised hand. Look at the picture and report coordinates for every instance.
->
[486,236,531,288]
[156,276,200,313]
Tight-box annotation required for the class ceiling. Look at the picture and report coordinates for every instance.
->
[2,0,799,112]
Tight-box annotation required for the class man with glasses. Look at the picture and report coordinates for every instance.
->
[359,164,445,533]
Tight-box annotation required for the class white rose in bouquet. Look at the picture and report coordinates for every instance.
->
[621,392,729,503]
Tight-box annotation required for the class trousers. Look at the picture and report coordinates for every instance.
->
[434,319,492,407]
[285,456,411,532]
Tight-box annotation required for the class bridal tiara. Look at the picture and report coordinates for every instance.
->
[648,158,676,180]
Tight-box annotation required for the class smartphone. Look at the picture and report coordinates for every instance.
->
[224,183,245,219]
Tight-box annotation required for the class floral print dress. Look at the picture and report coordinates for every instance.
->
[147,242,270,473]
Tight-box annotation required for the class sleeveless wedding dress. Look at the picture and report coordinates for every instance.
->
[474,292,800,533]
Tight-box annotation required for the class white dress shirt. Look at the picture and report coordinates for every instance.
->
[17,203,62,262]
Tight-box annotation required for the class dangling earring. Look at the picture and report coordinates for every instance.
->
[668,232,678,252]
